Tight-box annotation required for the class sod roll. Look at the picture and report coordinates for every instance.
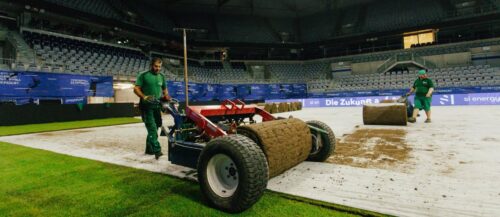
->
[381,99,396,103]
[237,118,312,178]
[278,102,289,113]
[363,103,407,126]
[264,103,272,113]
[270,103,279,114]
[262,102,303,114]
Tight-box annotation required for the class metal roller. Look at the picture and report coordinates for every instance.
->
[237,118,312,178]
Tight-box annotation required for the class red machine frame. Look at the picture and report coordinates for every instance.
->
[185,99,276,138]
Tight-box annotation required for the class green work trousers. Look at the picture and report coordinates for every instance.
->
[414,95,432,112]
[141,107,162,154]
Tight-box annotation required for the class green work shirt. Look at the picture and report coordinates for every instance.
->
[413,78,434,97]
[135,70,167,99]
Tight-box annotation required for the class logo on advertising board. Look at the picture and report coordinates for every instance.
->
[439,95,455,105]
[70,79,89,86]
[0,72,21,85]
[325,97,381,107]
[307,99,320,106]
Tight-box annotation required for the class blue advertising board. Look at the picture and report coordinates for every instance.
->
[307,86,500,98]
[166,81,307,102]
[0,71,113,104]
[3,70,498,106]
[267,92,500,107]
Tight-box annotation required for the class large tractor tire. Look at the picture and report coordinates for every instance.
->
[306,120,336,162]
[197,134,268,213]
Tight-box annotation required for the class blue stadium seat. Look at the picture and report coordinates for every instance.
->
[23,30,149,76]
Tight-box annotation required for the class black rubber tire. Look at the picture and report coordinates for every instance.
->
[306,120,336,162]
[197,134,268,213]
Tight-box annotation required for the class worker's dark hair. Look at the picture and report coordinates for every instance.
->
[151,57,163,65]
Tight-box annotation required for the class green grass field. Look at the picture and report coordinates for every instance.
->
[0,118,142,136]
[0,119,382,217]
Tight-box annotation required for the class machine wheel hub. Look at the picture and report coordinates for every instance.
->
[207,154,239,197]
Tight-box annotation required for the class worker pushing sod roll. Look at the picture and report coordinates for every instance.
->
[363,70,434,126]
[406,69,435,123]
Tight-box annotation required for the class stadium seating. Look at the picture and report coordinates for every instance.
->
[187,65,218,83]
[266,62,329,82]
[308,79,334,91]
[5,31,37,70]
[309,65,500,93]
[22,30,149,76]
[11,28,500,92]
[167,60,252,84]
[165,60,328,84]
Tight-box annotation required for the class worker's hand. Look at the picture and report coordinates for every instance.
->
[143,95,154,102]
[405,92,411,97]
[426,93,432,98]
[162,95,172,101]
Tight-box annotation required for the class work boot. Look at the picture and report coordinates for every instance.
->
[155,152,163,160]
[425,119,431,123]
[145,144,154,155]
[408,117,416,123]
[145,147,154,155]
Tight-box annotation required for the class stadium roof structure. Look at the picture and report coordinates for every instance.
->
[143,0,375,18]
[2,0,499,60]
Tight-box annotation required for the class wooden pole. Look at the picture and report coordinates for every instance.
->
[174,27,203,108]
[183,29,189,108]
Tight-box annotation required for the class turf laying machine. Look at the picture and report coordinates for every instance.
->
[160,98,335,212]
[161,28,335,213]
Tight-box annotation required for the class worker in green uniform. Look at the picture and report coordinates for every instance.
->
[134,57,171,159]
[407,69,434,123]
